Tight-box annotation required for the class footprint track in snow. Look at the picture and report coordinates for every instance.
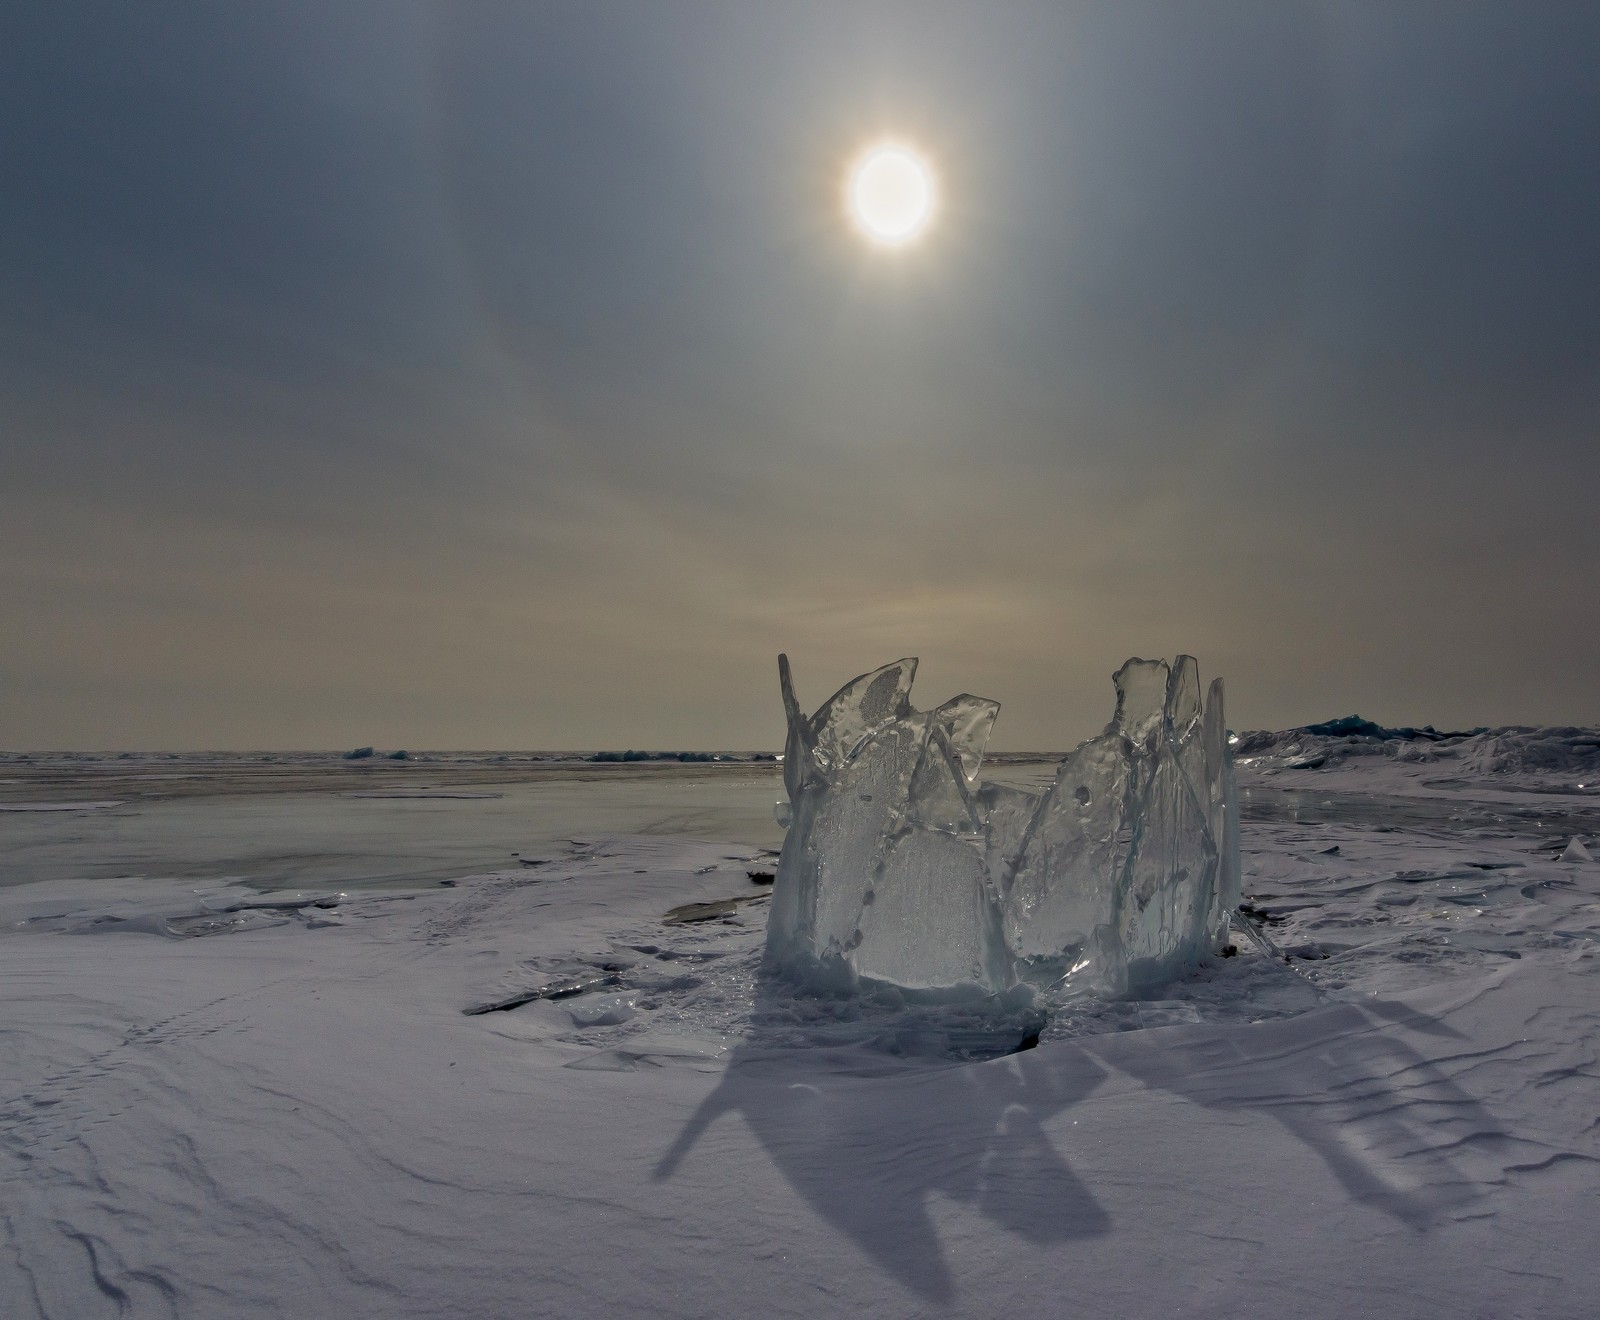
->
[0,987,284,1161]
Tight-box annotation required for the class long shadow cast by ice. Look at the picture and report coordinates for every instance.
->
[653,976,1112,1304]
[1083,994,1505,1229]
[656,966,1512,1301]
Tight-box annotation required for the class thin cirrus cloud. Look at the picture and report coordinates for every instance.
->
[1,1,1597,749]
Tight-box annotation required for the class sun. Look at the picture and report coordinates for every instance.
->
[845,141,937,247]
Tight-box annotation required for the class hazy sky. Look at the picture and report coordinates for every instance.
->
[4,2,1598,750]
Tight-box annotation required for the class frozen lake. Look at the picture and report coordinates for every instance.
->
[3,750,1596,893]
[0,759,799,890]
[2,729,1598,1318]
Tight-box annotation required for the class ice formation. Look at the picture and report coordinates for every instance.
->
[766,655,1240,999]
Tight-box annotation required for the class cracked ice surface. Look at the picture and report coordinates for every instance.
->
[766,654,1239,999]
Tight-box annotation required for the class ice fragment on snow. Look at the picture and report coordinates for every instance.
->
[567,992,639,1027]
[767,653,1238,1000]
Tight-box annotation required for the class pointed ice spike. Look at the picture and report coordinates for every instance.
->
[1165,655,1202,743]
[1201,676,1227,806]
[1117,742,1218,989]
[1002,731,1134,988]
[905,723,982,835]
[807,715,930,961]
[779,652,802,726]
[768,655,820,966]
[768,710,930,974]
[1110,658,1170,751]
[1199,677,1239,934]
[1203,677,1242,915]
[1220,743,1241,913]
[1169,658,1212,890]
[933,694,1001,781]
[778,654,817,803]
[809,658,917,773]
[976,780,1043,900]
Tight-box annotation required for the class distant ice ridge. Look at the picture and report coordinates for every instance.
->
[1233,721,1600,775]
[766,655,1239,1001]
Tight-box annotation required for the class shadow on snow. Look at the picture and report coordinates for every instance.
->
[655,974,1507,1303]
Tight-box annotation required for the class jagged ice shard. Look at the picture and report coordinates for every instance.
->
[766,655,1240,1000]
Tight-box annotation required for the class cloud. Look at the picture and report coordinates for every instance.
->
[2,2,1597,746]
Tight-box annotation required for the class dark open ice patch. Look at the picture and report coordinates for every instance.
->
[342,789,506,799]
[70,900,348,938]
[16,886,354,938]
[663,893,770,924]
[464,973,625,1016]
[71,909,298,938]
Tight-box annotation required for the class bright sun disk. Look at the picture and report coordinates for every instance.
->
[847,142,936,246]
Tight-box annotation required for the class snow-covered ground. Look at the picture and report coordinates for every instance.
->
[2,731,1599,1318]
